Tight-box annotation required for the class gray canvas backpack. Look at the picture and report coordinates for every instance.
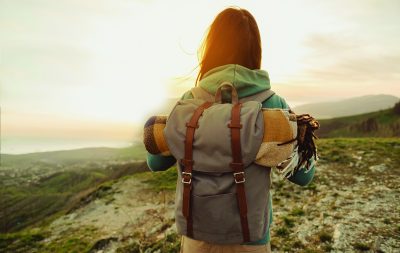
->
[163,82,275,244]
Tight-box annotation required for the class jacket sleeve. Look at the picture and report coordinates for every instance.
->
[262,95,316,186]
[287,158,316,186]
[147,153,177,172]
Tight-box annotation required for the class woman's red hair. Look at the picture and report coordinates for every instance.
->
[196,7,262,84]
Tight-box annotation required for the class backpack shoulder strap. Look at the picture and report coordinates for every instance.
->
[239,89,275,103]
[191,86,275,104]
[190,87,215,102]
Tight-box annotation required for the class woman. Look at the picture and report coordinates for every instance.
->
[147,7,315,253]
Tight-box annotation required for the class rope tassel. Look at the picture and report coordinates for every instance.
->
[295,114,320,170]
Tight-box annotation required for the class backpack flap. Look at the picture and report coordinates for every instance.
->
[164,100,264,173]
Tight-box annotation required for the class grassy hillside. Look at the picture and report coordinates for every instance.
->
[1,138,399,253]
[0,163,148,233]
[317,107,400,138]
[293,94,399,119]
[0,144,148,233]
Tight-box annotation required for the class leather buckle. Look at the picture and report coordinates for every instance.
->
[182,172,192,184]
[233,172,245,184]
[186,122,199,129]
[228,123,242,129]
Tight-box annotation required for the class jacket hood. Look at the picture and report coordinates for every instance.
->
[198,64,271,98]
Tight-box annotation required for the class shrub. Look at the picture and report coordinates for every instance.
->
[276,227,290,237]
[353,242,370,251]
[282,216,295,228]
[393,101,400,115]
[291,208,305,216]
[318,231,333,242]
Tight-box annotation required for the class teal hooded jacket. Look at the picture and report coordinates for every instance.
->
[146,64,316,244]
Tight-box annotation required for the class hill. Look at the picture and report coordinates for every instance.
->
[1,138,399,252]
[0,145,148,233]
[317,106,400,138]
[1,144,146,167]
[149,94,399,121]
[293,94,399,119]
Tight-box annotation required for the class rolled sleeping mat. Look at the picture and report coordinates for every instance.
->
[143,109,303,168]
[143,116,171,156]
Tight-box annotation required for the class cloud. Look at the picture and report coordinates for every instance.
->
[305,54,400,84]
[302,34,400,84]
[1,43,92,87]
[273,32,400,105]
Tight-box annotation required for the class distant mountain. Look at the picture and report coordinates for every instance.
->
[1,144,146,166]
[317,105,400,138]
[152,94,400,120]
[293,94,399,119]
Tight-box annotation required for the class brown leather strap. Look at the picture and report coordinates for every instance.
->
[181,101,213,237]
[214,82,239,104]
[228,103,250,242]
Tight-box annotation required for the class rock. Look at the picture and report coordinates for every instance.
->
[332,223,347,250]
[88,237,118,253]
[373,237,385,253]
[369,164,387,172]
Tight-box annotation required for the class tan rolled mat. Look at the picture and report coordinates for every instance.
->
[143,109,297,168]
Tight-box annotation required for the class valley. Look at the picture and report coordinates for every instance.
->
[1,138,399,252]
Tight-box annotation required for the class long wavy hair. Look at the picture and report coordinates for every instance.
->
[196,7,262,85]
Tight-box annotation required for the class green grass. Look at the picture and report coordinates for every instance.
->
[291,207,305,216]
[276,227,290,237]
[0,170,106,232]
[0,230,47,253]
[0,226,101,253]
[317,138,400,165]
[47,237,91,253]
[134,166,178,191]
[318,231,333,243]
[353,242,370,251]
[282,216,295,228]
[0,161,148,233]
[116,232,180,253]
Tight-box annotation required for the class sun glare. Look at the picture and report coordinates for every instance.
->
[2,0,399,153]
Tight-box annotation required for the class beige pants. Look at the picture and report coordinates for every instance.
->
[180,235,271,253]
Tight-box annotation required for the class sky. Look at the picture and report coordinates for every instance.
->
[1,0,399,153]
